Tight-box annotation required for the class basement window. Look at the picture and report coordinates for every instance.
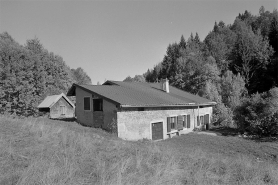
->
[93,99,103,111]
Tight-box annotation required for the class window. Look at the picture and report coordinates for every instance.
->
[167,116,177,132]
[60,106,65,115]
[197,115,204,126]
[200,116,204,125]
[170,117,176,130]
[182,115,187,128]
[93,99,103,111]
[84,97,90,110]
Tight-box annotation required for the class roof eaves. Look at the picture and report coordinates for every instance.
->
[120,102,216,108]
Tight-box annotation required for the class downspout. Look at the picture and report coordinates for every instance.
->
[193,109,195,129]
[198,104,200,128]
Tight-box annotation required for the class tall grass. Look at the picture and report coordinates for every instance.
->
[0,116,277,185]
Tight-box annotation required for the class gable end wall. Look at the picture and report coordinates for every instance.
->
[50,97,75,119]
[75,87,117,130]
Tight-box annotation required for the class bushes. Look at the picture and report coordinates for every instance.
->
[212,103,234,127]
[234,87,278,136]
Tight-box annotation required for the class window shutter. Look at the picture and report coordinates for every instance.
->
[205,114,209,130]
[174,117,178,130]
[197,116,200,126]
[177,115,183,130]
[187,115,190,128]
[167,117,171,132]
[204,114,209,124]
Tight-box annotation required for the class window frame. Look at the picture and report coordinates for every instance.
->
[197,114,205,126]
[170,116,176,130]
[180,114,187,129]
[93,98,103,112]
[60,105,66,115]
[84,96,91,111]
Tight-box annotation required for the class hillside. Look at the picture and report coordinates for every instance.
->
[0,116,277,185]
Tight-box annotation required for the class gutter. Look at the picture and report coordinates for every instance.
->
[120,102,216,108]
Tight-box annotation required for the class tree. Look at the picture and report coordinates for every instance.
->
[269,14,278,55]
[123,76,133,82]
[123,75,145,82]
[220,71,246,110]
[71,67,92,85]
[0,32,87,116]
[230,20,274,90]
[25,37,44,55]
[179,35,187,49]
[160,43,181,80]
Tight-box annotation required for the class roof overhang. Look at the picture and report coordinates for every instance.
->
[67,83,121,106]
[120,102,216,108]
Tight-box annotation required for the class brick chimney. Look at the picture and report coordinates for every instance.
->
[160,78,169,93]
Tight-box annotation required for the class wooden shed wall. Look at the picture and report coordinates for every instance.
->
[50,97,75,119]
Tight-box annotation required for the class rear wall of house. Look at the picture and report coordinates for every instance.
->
[75,87,117,131]
[117,107,212,141]
[50,97,74,119]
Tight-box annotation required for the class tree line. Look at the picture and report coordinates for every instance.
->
[0,32,92,116]
[125,7,278,136]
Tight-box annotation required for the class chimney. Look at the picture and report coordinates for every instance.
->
[160,78,169,93]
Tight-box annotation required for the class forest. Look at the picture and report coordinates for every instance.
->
[124,7,278,136]
[0,33,92,116]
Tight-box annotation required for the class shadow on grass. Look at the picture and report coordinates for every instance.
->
[209,127,239,136]
[246,136,278,143]
[51,117,77,122]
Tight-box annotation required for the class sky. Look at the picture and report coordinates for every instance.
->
[0,0,277,85]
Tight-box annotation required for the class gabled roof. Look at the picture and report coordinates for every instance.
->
[67,81,216,108]
[38,93,75,108]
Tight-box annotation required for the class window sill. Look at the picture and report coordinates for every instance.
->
[167,130,179,134]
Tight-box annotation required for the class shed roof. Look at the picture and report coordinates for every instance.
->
[38,93,75,108]
[67,81,216,108]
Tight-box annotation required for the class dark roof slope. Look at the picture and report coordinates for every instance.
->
[67,81,216,107]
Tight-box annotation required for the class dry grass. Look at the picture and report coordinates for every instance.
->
[0,116,277,185]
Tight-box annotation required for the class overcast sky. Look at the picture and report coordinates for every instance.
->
[0,0,277,84]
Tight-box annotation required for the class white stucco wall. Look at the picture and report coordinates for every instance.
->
[117,107,213,141]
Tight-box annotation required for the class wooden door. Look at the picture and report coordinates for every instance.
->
[152,122,163,140]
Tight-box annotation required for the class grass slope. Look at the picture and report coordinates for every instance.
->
[0,116,277,185]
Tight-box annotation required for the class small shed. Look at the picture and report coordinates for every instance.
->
[38,93,75,119]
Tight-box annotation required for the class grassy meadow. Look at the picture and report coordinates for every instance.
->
[0,116,278,185]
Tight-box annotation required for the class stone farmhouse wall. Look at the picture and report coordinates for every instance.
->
[117,106,212,140]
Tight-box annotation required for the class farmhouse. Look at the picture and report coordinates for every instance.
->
[38,93,75,119]
[67,79,216,140]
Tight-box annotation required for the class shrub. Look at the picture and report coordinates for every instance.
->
[234,87,278,136]
[212,102,234,127]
